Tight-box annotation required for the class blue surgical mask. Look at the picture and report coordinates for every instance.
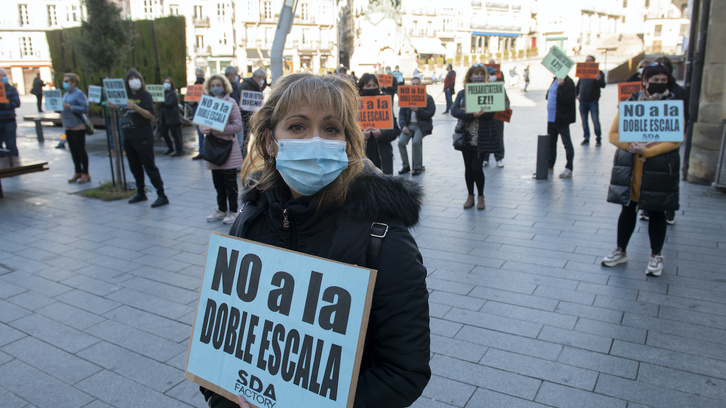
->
[470,76,484,83]
[62,82,70,90]
[163,83,172,90]
[210,86,225,97]
[274,136,348,196]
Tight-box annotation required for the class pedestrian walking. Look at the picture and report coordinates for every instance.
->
[61,73,91,184]
[442,64,456,114]
[601,63,681,277]
[31,73,45,113]
[199,72,430,408]
[398,76,436,176]
[116,69,169,208]
[523,65,530,92]
[199,74,243,225]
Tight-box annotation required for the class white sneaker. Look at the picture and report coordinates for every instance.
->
[559,168,572,178]
[206,209,226,222]
[223,211,238,224]
[496,160,504,168]
[602,248,628,267]
[483,161,489,167]
[646,255,664,276]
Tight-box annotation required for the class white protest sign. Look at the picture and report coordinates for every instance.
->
[240,90,264,111]
[88,85,102,104]
[619,100,684,142]
[186,233,376,408]
[464,82,506,113]
[102,78,128,105]
[43,90,62,111]
[147,84,165,103]
[541,46,575,79]
[192,95,235,132]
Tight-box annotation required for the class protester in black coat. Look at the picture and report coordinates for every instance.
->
[158,76,183,156]
[397,77,435,175]
[545,75,576,178]
[358,73,400,175]
[31,74,44,112]
[200,72,430,408]
[239,69,266,157]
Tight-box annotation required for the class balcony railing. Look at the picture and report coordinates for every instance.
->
[192,17,209,27]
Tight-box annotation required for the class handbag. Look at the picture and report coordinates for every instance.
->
[452,132,470,151]
[454,118,467,134]
[74,112,94,135]
[202,134,234,166]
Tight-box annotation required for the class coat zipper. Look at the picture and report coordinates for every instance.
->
[282,208,289,229]
[281,207,297,250]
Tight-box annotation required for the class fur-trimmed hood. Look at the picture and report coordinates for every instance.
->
[241,172,424,228]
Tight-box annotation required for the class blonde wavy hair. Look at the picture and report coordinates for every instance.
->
[241,73,366,207]
[204,74,232,95]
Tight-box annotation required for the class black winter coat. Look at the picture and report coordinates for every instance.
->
[451,89,504,157]
[216,173,431,408]
[575,72,606,102]
[607,149,680,211]
[160,88,181,126]
[398,94,436,136]
[546,77,577,125]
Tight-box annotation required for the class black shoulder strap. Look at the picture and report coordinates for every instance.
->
[367,222,388,270]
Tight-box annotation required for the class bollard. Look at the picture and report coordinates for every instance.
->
[535,134,551,179]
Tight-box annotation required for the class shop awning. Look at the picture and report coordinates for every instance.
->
[410,38,447,55]
[472,31,520,38]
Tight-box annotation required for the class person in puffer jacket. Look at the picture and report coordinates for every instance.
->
[601,63,681,277]
[199,72,430,408]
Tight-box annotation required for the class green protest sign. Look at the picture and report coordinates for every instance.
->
[541,46,575,78]
[147,85,165,103]
[464,83,506,113]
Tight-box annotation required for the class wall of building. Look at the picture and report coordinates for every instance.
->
[688,0,726,184]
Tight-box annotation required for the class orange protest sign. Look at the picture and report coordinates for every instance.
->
[575,62,600,79]
[0,84,8,104]
[184,84,204,102]
[398,85,427,107]
[485,63,501,71]
[493,108,513,123]
[377,74,393,88]
[358,95,393,130]
[618,82,642,102]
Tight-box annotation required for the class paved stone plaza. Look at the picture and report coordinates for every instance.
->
[1,80,725,407]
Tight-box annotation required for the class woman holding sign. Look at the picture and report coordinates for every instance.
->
[601,63,681,277]
[357,73,400,175]
[199,74,243,225]
[451,65,502,210]
[61,73,91,184]
[200,73,430,408]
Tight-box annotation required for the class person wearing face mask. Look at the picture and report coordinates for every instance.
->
[191,68,207,160]
[61,73,91,183]
[157,76,183,156]
[601,63,681,277]
[357,73,401,175]
[115,69,169,207]
[239,68,267,158]
[0,68,21,158]
[198,72,430,408]
[451,65,505,210]
[199,74,243,224]
[626,60,650,83]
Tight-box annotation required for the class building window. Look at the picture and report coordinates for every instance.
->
[68,5,80,22]
[645,0,650,7]
[143,0,160,19]
[170,4,179,15]
[265,27,274,45]
[19,37,34,57]
[301,3,309,20]
[217,3,226,20]
[194,5,203,18]
[679,23,688,37]
[654,24,662,37]
[19,4,30,26]
[196,35,204,48]
[622,0,627,7]
[219,32,228,45]
[264,1,272,19]
[48,5,59,26]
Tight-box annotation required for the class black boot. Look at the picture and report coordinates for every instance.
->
[128,190,147,204]
[151,192,169,208]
